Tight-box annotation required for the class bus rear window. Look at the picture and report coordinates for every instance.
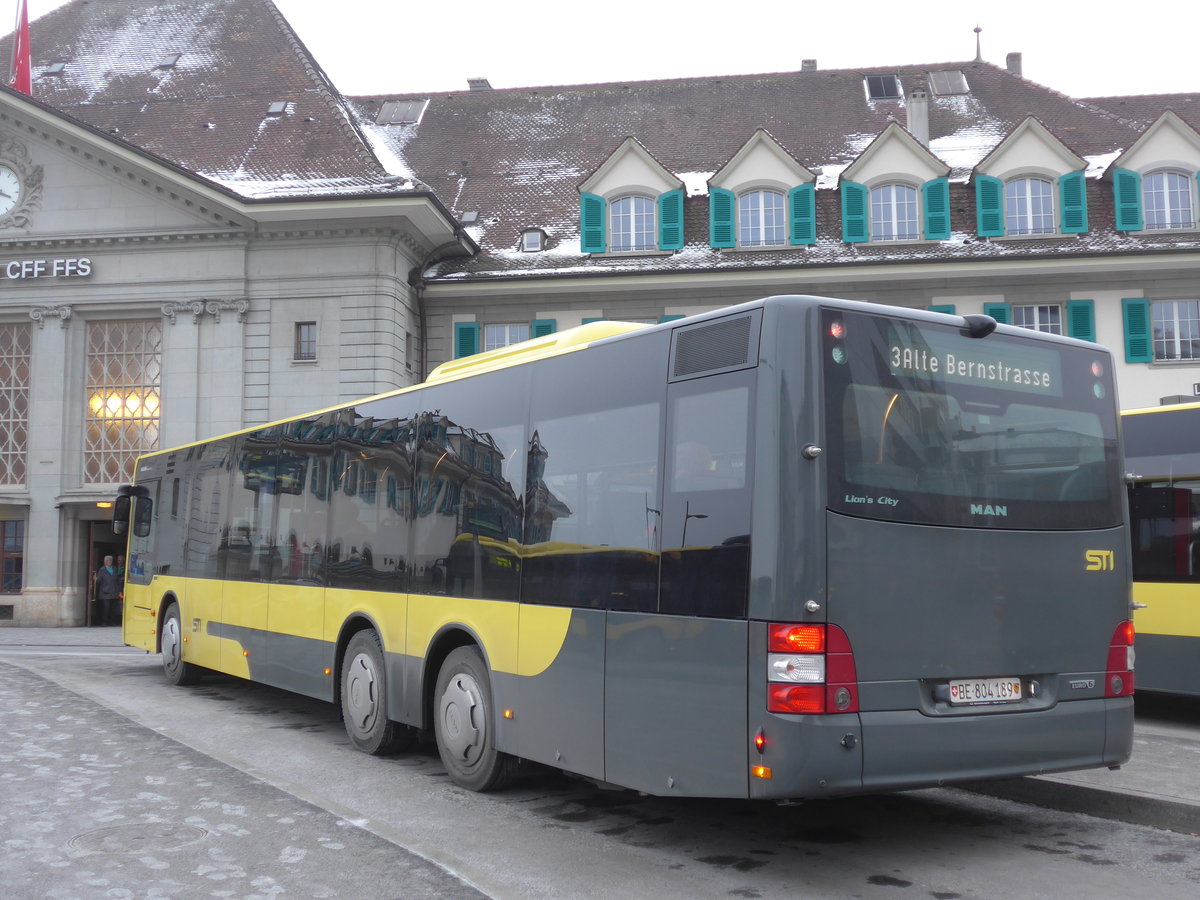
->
[822,309,1121,530]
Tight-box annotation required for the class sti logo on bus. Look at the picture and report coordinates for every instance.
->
[1086,550,1115,571]
[970,503,1007,517]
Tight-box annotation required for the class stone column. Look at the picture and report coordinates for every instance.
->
[24,305,72,625]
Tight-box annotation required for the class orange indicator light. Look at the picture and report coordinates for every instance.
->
[243,650,250,657]
[324,668,332,677]
[182,636,188,643]
[752,765,773,779]
[503,709,515,720]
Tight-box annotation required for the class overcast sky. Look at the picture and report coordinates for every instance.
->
[16,0,1200,99]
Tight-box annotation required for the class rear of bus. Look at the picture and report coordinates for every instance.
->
[750,297,1133,798]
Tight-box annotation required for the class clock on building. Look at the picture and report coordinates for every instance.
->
[0,164,21,217]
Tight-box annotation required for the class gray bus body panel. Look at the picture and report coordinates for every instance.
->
[604,612,748,797]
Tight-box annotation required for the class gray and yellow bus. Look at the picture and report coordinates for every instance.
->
[114,295,1133,799]
[1123,402,1200,695]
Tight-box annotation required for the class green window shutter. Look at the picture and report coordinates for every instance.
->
[1122,298,1153,362]
[659,314,686,323]
[454,322,479,359]
[841,181,869,243]
[658,189,684,250]
[928,304,957,314]
[531,319,557,338]
[922,177,951,239]
[580,193,607,253]
[1066,300,1096,342]
[788,183,816,245]
[975,175,1004,237]
[1059,171,1087,234]
[582,317,606,324]
[983,302,1011,324]
[1113,169,1143,232]
[709,187,735,248]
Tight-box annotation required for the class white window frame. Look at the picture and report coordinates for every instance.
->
[1004,176,1055,235]
[484,324,529,352]
[869,183,919,241]
[520,229,544,252]
[1143,170,1195,231]
[1012,304,1062,335]
[1152,300,1200,361]
[609,195,655,252]
[737,189,786,247]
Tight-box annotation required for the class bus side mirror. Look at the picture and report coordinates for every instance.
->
[133,496,154,538]
[112,486,133,536]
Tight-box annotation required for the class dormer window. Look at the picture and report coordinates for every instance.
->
[266,101,288,116]
[579,137,684,254]
[1143,170,1195,230]
[738,190,786,247]
[520,229,544,252]
[610,195,656,252]
[870,184,919,241]
[1004,177,1056,235]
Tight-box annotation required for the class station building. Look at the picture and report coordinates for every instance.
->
[2,0,1199,624]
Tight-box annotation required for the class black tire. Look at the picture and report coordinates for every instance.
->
[341,630,412,755]
[433,646,517,792]
[161,602,201,686]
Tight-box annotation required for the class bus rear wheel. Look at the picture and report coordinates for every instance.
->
[433,646,516,792]
[341,630,412,755]
[161,602,201,686]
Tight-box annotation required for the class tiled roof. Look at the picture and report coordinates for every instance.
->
[0,0,406,198]
[4,1,1184,277]
[351,63,1145,280]
[1085,94,1200,131]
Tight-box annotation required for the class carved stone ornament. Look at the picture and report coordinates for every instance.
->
[161,298,249,325]
[0,131,46,231]
[29,305,73,329]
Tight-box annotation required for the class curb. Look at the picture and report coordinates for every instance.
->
[960,776,1200,835]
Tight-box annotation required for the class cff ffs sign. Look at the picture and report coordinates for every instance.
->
[4,258,93,279]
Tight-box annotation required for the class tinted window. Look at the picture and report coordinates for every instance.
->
[823,308,1121,530]
[409,371,528,601]
[660,376,753,617]
[184,439,237,579]
[523,337,666,610]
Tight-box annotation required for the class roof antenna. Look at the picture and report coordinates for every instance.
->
[974,25,983,63]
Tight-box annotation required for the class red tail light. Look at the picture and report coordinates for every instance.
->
[1105,620,1135,697]
[767,623,859,714]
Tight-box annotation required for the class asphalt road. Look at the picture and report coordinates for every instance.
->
[3,628,1199,899]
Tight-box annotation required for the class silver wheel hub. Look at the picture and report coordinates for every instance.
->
[345,652,380,735]
[439,673,484,764]
[163,617,182,668]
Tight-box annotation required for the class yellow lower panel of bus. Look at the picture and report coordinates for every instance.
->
[406,594,572,676]
[1133,582,1200,638]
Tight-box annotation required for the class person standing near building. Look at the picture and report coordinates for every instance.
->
[93,555,123,627]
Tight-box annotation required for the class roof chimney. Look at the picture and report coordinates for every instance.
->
[1006,53,1023,77]
[801,59,817,72]
[907,89,929,147]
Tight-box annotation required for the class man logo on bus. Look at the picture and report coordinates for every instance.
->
[970,503,1007,517]
[1085,549,1115,571]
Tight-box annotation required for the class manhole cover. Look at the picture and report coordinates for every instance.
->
[69,823,209,853]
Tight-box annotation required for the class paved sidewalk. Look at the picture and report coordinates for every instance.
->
[4,626,1199,835]
[0,653,483,899]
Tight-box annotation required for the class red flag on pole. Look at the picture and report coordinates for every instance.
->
[8,0,32,95]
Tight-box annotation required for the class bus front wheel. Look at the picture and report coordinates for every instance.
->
[433,646,516,792]
[161,602,201,686]
[341,630,412,755]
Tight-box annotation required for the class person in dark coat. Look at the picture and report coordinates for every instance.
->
[94,555,123,626]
